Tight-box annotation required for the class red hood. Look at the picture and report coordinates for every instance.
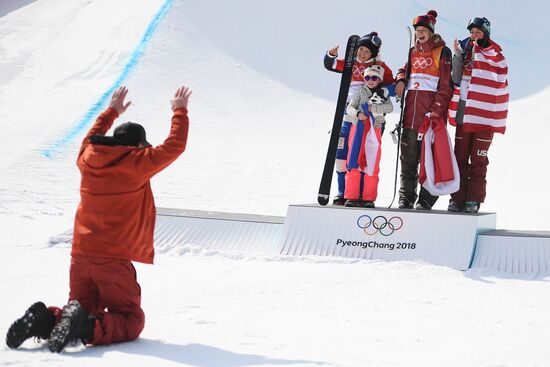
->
[81,143,145,169]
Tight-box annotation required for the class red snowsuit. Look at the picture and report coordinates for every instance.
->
[68,256,145,344]
[49,107,189,345]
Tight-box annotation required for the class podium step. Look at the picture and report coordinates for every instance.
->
[471,230,550,274]
[280,204,496,270]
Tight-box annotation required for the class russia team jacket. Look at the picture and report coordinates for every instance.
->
[71,107,189,264]
[396,35,453,129]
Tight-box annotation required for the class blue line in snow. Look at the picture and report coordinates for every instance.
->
[43,0,172,158]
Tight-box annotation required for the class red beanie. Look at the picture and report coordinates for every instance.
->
[413,10,437,32]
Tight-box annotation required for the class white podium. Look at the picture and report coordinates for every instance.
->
[280,204,496,270]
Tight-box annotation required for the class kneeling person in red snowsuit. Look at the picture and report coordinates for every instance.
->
[344,65,393,208]
[6,85,192,352]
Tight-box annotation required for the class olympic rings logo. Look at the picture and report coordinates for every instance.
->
[412,57,433,69]
[356,215,403,236]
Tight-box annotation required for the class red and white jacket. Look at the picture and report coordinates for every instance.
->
[324,52,394,102]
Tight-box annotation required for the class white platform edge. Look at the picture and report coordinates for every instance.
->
[152,206,550,275]
[155,207,285,254]
[472,230,550,274]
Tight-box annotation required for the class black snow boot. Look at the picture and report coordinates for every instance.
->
[48,300,95,353]
[6,301,56,349]
[363,201,375,208]
[415,198,432,210]
[463,201,480,214]
[332,194,346,206]
[398,197,413,209]
[447,201,464,212]
[344,199,362,207]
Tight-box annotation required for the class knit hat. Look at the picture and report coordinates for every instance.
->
[357,32,382,59]
[88,122,151,147]
[364,65,385,81]
[467,17,491,37]
[412,10,438,33]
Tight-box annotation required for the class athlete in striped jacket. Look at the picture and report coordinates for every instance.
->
[447,17,508,213]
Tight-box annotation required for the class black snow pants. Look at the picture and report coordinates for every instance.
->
[398,128,439,208]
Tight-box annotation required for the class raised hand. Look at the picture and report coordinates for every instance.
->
[171,86,192,111]
[109,86,132,115]
[453,38,462,53]
[328,45,339,57]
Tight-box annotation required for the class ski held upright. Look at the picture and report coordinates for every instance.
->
[317,34,360,206]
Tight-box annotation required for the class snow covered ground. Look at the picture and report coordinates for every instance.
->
[1,0,549,366]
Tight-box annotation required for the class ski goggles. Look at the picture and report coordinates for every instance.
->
[467,17,490,34]
[359,34,382,48]
[364,75,380,81]
[369,35,382,47]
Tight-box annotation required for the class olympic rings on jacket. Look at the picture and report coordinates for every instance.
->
[412,57,433,69]
[356,215,403,236]
[353,65,366,78]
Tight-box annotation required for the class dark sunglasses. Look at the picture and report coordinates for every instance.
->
[364,75,380,81]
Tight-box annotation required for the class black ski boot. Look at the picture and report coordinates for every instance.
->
[48,300,95,353]
[463,201,480,214]
[363,201,375,208]
[415,199,432,210]
[6,301,56,349]
[447,201,464,212]
[332,194,346,206]
[398,197,413,209]
[344,199,362,207]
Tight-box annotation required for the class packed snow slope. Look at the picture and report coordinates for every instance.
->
[1,1,549,366]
